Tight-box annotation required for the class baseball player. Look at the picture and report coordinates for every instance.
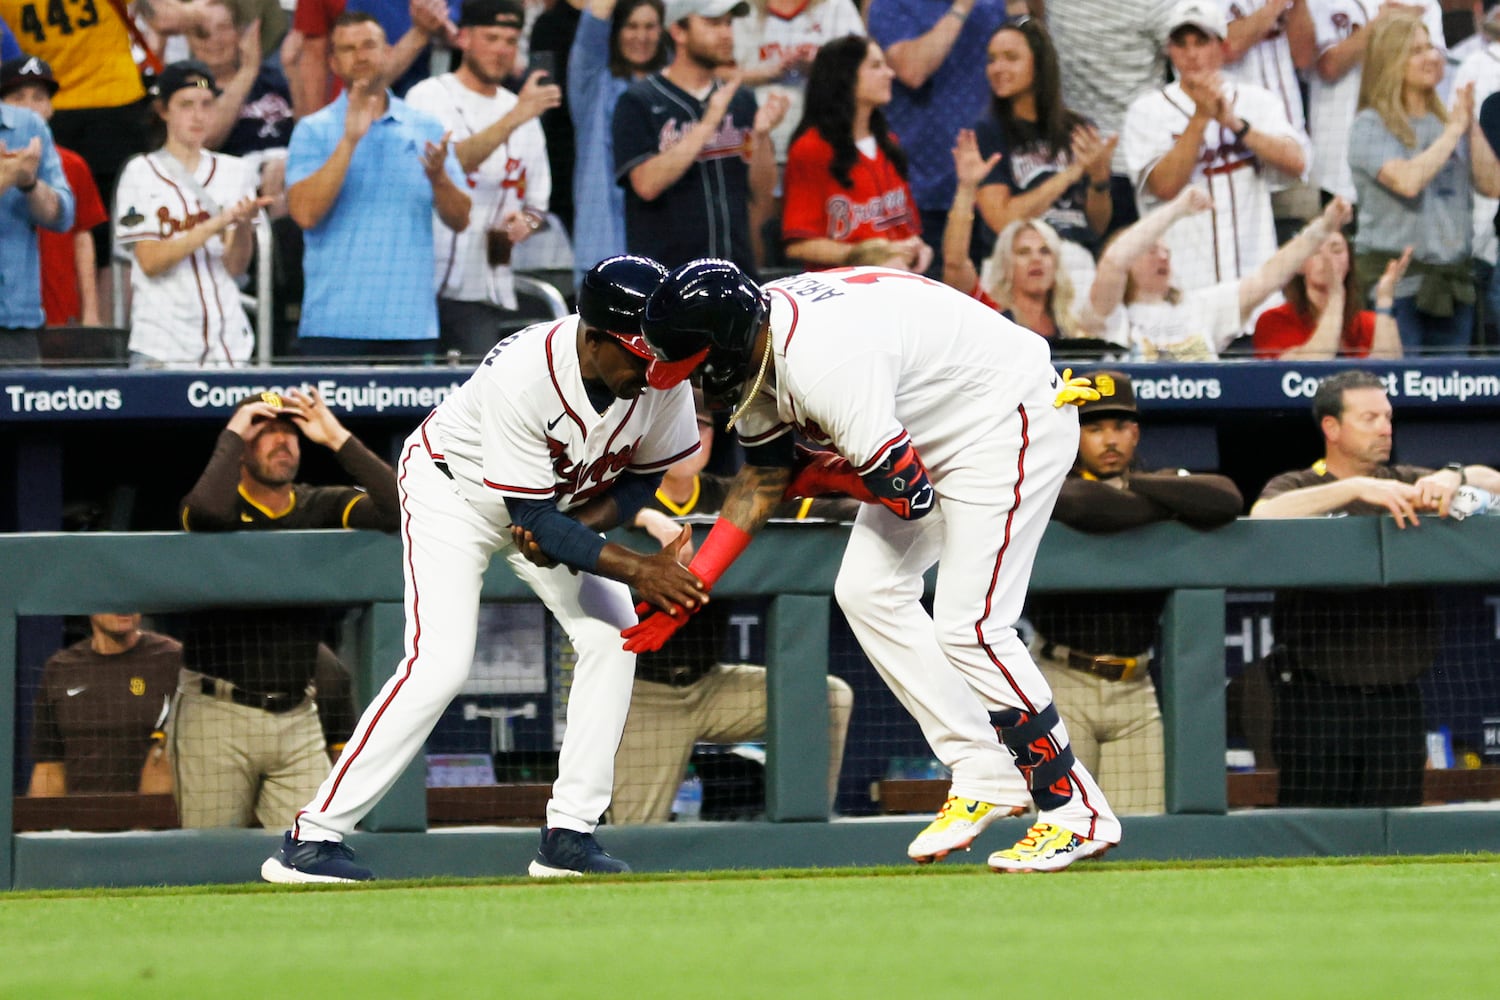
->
[622,259,1122,873]
[261,254,706,883]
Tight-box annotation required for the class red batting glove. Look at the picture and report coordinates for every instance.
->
[622,602,690,653]
[621,519,753,654]
[782,444,877,503]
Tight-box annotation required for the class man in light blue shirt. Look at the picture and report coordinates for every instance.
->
[287,10,470,359]
[0,101,73,363]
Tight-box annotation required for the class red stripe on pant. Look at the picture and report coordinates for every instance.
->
[972,404,1102,839]
[298,439,425,834]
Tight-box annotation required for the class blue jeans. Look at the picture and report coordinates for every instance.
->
[1392,296,1473,356]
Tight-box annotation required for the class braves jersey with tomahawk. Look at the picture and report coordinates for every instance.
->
[1123,80,1307,293]
[732,267,1054,503]
[780,129,920,244]
[425,317,700,516]
[115,151,256,366]
[1306,0,1445,201]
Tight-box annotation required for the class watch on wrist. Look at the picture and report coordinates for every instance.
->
[1232,119,1252,142]
[1444,462,1467,486]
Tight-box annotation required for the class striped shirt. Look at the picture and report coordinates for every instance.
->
[1047,0,1176,173]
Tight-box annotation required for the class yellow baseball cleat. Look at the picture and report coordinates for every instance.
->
[906,796,1017,864]
[987,822,1113,873]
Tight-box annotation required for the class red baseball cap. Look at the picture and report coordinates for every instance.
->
[644,347,709,390]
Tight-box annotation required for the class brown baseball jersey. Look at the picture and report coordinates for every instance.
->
[176,428,400,696]
[1256,460,1440,685]
[31,632,182,793]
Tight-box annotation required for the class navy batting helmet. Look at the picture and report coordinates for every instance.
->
[578,254,670,359]
[640,258,769,405]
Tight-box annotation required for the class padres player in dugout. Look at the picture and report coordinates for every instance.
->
[262,255,706,883]
[626,259,1121,873]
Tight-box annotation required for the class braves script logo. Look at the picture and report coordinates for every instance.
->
[155,205,213,238]
[1007,146,1071,190]
[825,189,911,240]
[658,117,753,164]
[547,436,639,502]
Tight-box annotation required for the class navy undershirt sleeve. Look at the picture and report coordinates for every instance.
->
[743,434,795,468]
[609,472,663,526]
[505,498,607,572]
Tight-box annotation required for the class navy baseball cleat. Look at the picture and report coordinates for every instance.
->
[260,831,374,884]
[528,826,632,877]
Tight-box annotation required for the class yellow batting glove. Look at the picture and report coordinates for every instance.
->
[1053,368,1102,408]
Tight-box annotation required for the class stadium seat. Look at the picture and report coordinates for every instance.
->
[38,326,130,367]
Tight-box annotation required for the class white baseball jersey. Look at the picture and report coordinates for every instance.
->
[732,267,1122,844]
[1453,42,1500,265]
[733,0,866,163]
[115,151,256,366]
[292,318,699,844]
[1099,280,1243,360]
[427,317,700,513]
[736,269,1060,502]
[1222,0,1307,131]
[405,74,552,310]
[1123,80,1309,292]
[1307,0,1445,201]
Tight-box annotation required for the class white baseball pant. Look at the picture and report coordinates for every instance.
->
[833,395,1122,845]
[292,431,637,842]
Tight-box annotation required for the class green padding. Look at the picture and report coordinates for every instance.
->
[13,808,1482,889]
[6,517,1500,611]
[1161,589,1227,814]
[8,520,1500,890]
[765,595,831,821]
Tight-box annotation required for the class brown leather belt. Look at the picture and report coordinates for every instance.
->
[1040,643,1143,683]
[200,676,307,714]
[635,662,712,688]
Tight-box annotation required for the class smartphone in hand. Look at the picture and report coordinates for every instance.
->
[529,50,557,85]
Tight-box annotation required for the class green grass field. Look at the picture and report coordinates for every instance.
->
[3,856,1497,999]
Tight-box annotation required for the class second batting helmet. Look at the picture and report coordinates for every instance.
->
[641,258,769,405]
[578,254,670,358]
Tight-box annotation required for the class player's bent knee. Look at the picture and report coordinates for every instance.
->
[833,564,885,619]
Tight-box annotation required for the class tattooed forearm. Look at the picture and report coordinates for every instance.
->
[720,464,792,535]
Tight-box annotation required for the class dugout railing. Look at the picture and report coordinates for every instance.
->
[3,519,1500,889]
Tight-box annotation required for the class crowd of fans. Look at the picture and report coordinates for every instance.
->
[7,0,1500,367]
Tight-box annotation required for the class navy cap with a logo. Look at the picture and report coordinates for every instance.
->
[0,56,60,98]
